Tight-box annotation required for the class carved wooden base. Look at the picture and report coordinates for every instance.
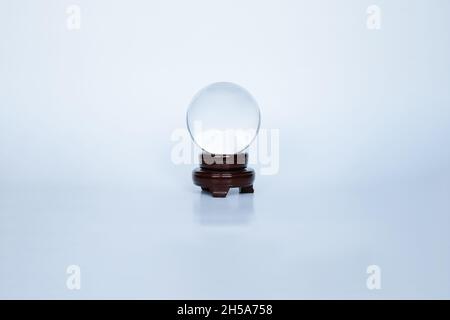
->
[192,153,255,198]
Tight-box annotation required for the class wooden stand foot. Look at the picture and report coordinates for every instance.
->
[210,187,229,198]
[239,185,254,194]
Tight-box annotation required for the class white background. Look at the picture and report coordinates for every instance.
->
[1,0,449,298]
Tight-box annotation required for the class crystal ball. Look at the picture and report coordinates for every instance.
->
[186,82,261,155]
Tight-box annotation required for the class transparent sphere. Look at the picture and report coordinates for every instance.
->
[186,82,261,155]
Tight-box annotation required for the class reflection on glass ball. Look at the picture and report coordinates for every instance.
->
[186,82,261,155]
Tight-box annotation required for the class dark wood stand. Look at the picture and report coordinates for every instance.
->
[192,153,255,198]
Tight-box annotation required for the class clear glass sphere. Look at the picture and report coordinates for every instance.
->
[186,82,261,155]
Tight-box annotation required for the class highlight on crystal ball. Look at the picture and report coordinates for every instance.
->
[186,82,261,155]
